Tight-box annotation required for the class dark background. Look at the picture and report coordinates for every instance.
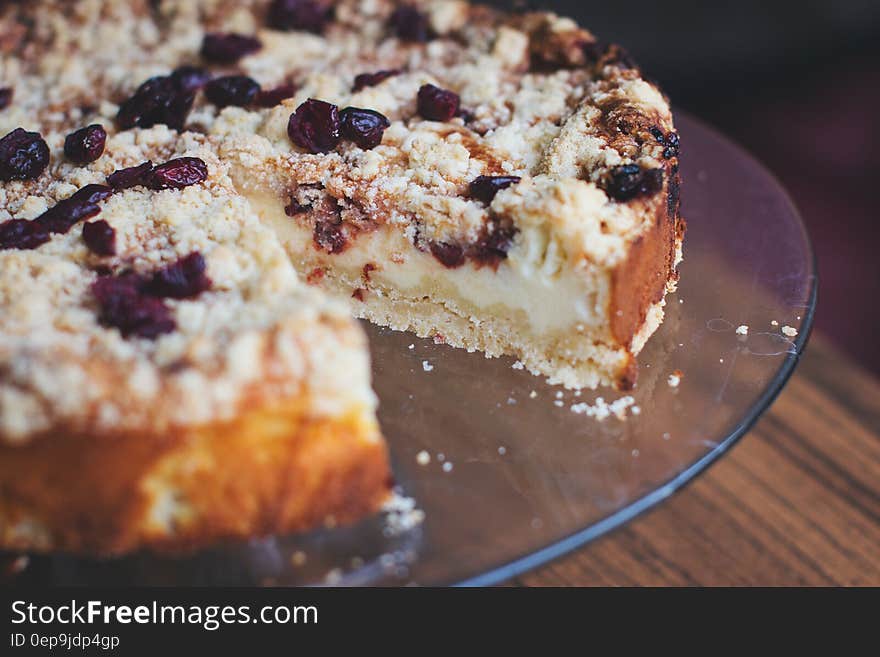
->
[505,0,880,373]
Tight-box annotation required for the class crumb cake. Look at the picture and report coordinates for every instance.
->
[0,0,683,555]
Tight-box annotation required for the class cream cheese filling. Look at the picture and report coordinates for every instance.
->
[243,189,612,338]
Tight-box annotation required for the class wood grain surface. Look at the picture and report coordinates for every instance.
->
[516,335,880,586]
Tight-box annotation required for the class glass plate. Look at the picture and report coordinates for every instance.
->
[6,113,816,587]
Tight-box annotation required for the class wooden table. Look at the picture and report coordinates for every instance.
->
[516,335,880,586]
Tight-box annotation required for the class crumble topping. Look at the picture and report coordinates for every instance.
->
[1,0,681,440]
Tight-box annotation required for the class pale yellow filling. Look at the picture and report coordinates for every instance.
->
[246,189,612,339]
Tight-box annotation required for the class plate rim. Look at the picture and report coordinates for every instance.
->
[452,111,819,587]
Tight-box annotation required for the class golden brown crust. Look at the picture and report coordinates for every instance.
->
[610,166,680,350]
[0,400,389,556]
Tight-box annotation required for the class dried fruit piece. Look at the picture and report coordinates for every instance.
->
[339,106,390,150]
[288,99,341,153]
[82,220,116,256]
[649,127,679,159]
[352,69,401,91]
[313,212,347,254]
[107,161,153,190]
[0,128,50,181]
[92,273,175,339]
[468,175,521,205]
[603,164,664,201]
[253,83,297,107]
[429,241,465,268]
[472,217,517,267]
[145,252,212,299]
[69,184,114,205]
[0,184,112,250]
[268,0,333,33]
[200,33,262,63]
[389,6,431,42]
[284,198,310,215]
[147,157,208,190]
[116,76,195,131]
[0,219,50,251]
[417,84,459,122]
[33,184,112,235]
[204,75,261,108]
[0,87,12,109]
[64,124,107,164]
[170,66,212,93]
[663,132,680,159]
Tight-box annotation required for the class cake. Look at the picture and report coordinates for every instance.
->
[0,0,683,555]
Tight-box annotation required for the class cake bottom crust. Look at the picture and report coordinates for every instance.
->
[328,267,639,389]
[0,401,390,556]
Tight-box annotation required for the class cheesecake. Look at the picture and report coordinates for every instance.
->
[0,0,682,555]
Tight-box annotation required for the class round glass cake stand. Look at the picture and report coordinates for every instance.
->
[7,113,816,587]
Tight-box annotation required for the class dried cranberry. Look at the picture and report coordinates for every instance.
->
[663,132,680,159]
[313,215,347,253]
[116,76,195,131]
[82,219,116,256]
[33,184,112,235]
[389,6,431,42]
[107,161,153,190]
[200,33,262,63]
[0,128,50,182]
[92,273,175,339]
[33,203,90,236]
[429,241,464,268]
[145,252,211,299]
[70,184,114,205]
[288,99,341,153]
[285,198,310,215]
[64,124,107,164]
[352,69,401,91]
[170,66,212,93]
[204,75,261,108]
[147,157,208,190]
[472,217,517,267]
[253,83,297,107]
[468,175,521,205]
[0,87,12,109]
[603,164,664,201]
[268,0,333,34]
[339,106,390,150]
[649,127,680,159]
[417,84,459,122]
[0,219,50,251]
